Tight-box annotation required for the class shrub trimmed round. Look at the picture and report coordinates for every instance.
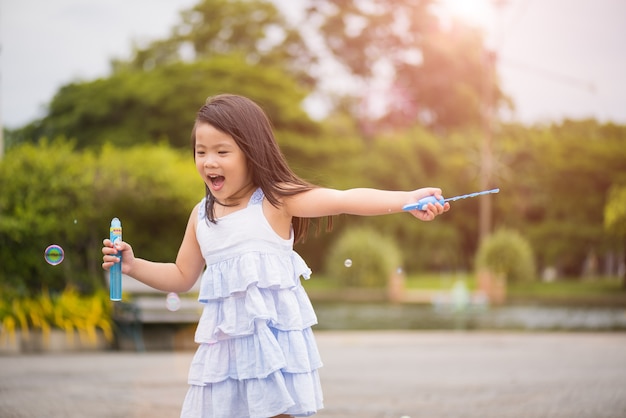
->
[475,228,536,283]
[325,227,402,288]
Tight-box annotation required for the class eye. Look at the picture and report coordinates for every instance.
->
[218,150,229,155]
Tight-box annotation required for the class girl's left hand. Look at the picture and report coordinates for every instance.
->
[407,201,450,221]
[406,188,450,221]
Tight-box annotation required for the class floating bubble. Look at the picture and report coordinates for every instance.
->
[165,292,181,312]
[344,258,352,268]
[73,219,78,225]
[44,245,65,266]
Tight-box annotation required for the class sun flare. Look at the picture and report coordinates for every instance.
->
[438,0,494,28]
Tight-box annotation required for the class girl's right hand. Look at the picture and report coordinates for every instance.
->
[102,239,135,274]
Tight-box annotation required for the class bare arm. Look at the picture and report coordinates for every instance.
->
[102,205,206,293]
[284,187,449,220]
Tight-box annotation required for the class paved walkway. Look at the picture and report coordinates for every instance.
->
[1,331,626,417]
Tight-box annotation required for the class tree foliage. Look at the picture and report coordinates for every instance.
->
[475,228,536,283]
[324,226,402,288]
[304,0,506,133]
[605,184,626,237]
[6,0,506,149]
[0,139,97,295]
[495,120,626,276]
[2,0,625,297]
[11,57,317,150]
[0,139,202,296]
[112,0,317,87]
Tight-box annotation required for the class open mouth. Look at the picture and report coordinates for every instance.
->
[209,175,225,191]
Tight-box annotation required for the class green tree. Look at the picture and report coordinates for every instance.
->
[325,227,402,288]
[497,120,626,277]
[112,0,316,87]
[10,57,317,150]
[0,139,97,295]
[475,228,536,283]
[305,0,507,133]
[605,184,626,238]
[0,139,203,296]
[315,127,468,273]
[605,184,626,284]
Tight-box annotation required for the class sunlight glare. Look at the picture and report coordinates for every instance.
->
[438,0,493,28]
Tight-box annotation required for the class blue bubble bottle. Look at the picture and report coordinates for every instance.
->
[109,218,122,301]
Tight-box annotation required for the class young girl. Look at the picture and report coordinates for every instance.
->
[102,94,449,418]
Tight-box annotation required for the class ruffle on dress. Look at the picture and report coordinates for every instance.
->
[198,251,312,301]
[195,285,318,343]
[190,324,322,382]
[181,368,323,418]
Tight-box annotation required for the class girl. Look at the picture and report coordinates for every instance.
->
[102,94,449,418]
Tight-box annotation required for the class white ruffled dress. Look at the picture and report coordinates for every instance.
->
[180,188,324,418]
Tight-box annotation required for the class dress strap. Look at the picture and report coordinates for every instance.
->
[248,188,264,206]
[198,189,261,219]
[198,197,207,220]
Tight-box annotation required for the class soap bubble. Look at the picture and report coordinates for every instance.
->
[44,245,65,266]
[344,258,352,268]
[165,292,181,312]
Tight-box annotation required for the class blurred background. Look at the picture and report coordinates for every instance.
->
[1,0,625,353]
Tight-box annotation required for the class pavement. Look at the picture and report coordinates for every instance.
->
[1,331,626,418]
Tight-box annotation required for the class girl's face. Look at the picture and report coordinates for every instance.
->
[194,122,254,206]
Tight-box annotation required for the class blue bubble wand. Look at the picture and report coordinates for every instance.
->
[403,188,500,211]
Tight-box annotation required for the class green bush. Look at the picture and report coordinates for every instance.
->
[475,228,536,283]
[324,227,402,288]
[0,139,203,296]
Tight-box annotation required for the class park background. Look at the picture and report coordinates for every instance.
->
[1,0,626,352]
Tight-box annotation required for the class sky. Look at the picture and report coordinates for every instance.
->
[2,0,626,129]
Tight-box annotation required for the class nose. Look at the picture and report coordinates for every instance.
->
[203,154,219,168]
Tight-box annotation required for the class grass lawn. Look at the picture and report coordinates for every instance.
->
[405,272,476,291]
[507,277,624,299]
[304,273,625,304]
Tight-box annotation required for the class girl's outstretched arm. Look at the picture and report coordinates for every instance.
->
[101,205,206,293]
[285,187,450,221]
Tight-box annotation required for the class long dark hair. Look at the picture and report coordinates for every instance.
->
[192,94,325,242]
